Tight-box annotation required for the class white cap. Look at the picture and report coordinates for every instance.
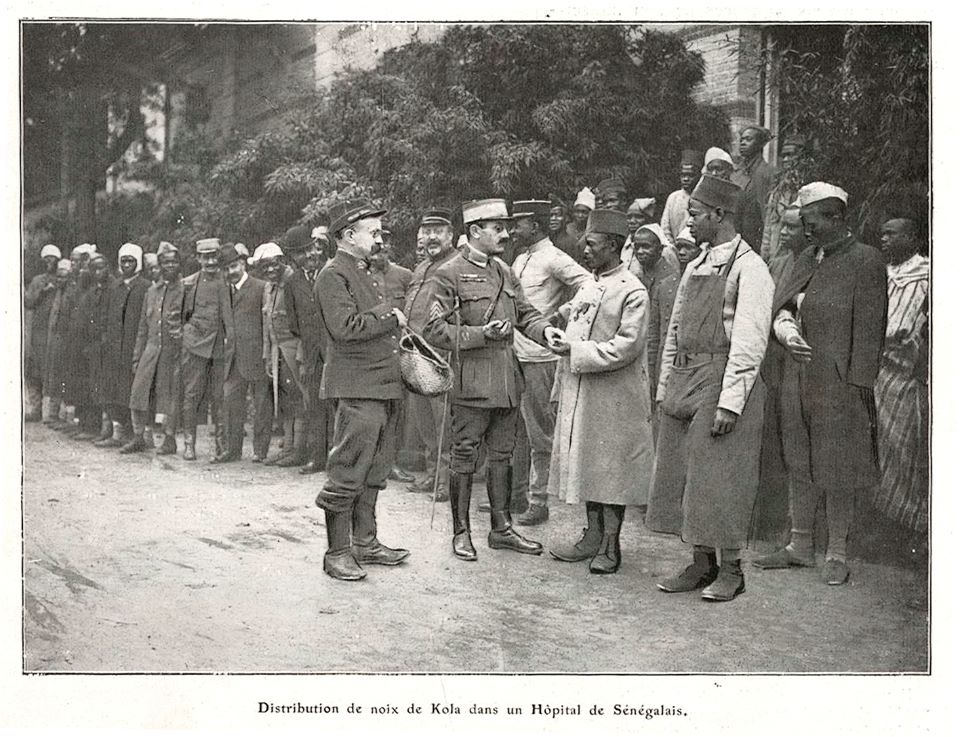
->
[118,242,143,273]
[797,182,849,207]
[71,243,94,257]
[702,147,734,173]
[40,244,61,260]
[249,242,284,265]
[628,197,657,214]
[56,258,72,273]
[573,187,596,210]
[676,226,696,245]
[636,223,671,247]
[233,243,250,258]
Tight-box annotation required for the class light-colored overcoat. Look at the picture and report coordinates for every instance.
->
[548,263,654,506]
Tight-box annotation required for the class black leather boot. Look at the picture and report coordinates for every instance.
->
[449,472,476,561]
[486,463,542,555]
[657,548,719,592]
[590,504,624,574]
[351,488,410,566]
[323,509,365,581]
[550,501,604,562]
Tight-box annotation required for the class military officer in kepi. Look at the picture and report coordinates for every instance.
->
[423,198,555,562]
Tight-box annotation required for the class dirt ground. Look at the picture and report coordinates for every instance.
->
[22,423,928,673]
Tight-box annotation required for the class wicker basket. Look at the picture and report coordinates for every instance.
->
[399,329,453,396]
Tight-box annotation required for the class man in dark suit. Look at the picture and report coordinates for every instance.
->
[278,225,325,470]
[214,244,271,463]
[98,243,151,448]
[314,199,410,581]
[753,182,887,586]
[180,237,232,461]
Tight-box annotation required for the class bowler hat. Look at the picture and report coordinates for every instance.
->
[218,244,242,266]
[328,199,388,235]
[280,224,314,253]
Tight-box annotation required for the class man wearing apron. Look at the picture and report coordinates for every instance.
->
[646,174,775,602]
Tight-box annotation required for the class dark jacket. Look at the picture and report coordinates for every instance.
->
[103,274,151,406]
[284,267,323,377]
[315,250,403,400]
[641,255,681,391]
[74,278,115,405]
[25,273,57,381]
[130,279,184,414]
[405,249,460,333]
[223,274,267,382]
[181,271,230,360]
[423,248,552,408]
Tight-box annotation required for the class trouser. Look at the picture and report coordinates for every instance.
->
[316,398,401,513]
[450,404,519,475]
[518,361,557,507]
[305,377,336,466]
[223,364,272,457]
[788,479,861,562]
[411,392,450,480]
[512,414,530,503]
[181,353,225,434]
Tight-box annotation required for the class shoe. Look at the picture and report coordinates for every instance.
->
[182,432,196,461]
[353,540,410,566]
[156,435,177,456]
[752,547,815,569]
[488,527,543,555]
[702,560,746,602]
[821,558,850,585]
[657,550,719,593]
[210,451,241,464]
[262,452,287,466]
[74,431,98,441]
[407,476,434,494]
[589,533,622,574]
[119,436,148,454]
[551,502,604,562]
[323,550,366,580]
[516,504,549,526]
[93,426,114,443]
[299,460,324,475]
[94,436,124,448]
[388,467,416,483]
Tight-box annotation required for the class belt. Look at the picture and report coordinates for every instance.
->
[674,351,727,367]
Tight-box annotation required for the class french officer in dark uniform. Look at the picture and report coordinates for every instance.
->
[314,199,410,582]
[423,198,556,562]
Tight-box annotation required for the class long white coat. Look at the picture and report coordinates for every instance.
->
[548,263,655,506]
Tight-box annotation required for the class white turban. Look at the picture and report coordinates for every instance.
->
[797,182,849,207]
[676,227,696,244]
[40,244,61,260]
[702,147,734,173]
[628,198,657,214]
[636,223,671,247]
[118,242,143,273]
[249,242,284,265]
[574,187,596,210]
[71,243,92,258]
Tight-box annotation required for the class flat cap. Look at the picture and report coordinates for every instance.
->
[328,199,387,235]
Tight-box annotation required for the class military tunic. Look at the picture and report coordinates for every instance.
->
[423,245,552,473]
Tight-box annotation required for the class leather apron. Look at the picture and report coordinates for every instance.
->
[646,238,766,549]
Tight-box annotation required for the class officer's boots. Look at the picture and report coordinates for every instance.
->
[550,501,604,562]
[486,463,542,555]
[449,472,477,560]
[323,508,366,581]
[352,488,410,566]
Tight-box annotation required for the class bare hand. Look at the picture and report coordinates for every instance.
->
[711,407,738,436]
[391,308,408,329]
[544,326,570,355]
[483,320,511,341]
[264,360,273,378]
[785,334,813,363]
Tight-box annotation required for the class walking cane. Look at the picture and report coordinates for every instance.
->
[429,296,460,529]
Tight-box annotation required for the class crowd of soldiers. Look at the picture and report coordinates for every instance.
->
[24,126,929,602]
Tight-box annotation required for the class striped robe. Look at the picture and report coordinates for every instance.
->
[872,253,929,531]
